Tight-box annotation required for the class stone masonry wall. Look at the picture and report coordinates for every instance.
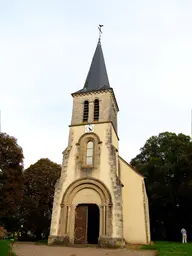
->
[105,126,124,238]
[71,91,118,133]
[110,103,117,131]
[49,130,74,235]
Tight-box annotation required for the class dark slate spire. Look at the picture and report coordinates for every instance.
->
[74,39,110,94]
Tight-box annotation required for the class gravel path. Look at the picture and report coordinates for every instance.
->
[13,243,156,256]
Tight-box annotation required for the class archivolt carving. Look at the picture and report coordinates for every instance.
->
[62,178,112,205]
[58,178,113,238]
[77,132,102,145]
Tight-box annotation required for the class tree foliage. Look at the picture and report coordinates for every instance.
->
[0,133,24,219]
[20,158,61,240]
[131,132,192,241]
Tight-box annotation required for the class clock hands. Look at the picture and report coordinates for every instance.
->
[85,124,94,133]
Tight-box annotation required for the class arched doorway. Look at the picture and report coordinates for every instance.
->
[74,204,100,244]
[59,178,112,244]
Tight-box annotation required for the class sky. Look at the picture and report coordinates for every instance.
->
[1,0,192,168]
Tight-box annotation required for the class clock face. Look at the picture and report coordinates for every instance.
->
[85,124,94,133]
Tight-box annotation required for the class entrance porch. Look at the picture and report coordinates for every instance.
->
[48,178,125,248]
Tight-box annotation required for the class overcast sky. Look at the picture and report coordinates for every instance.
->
[1,0,192,168]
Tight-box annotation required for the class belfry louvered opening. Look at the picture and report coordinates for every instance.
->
[94,99,99,121]
[83,101,89,122]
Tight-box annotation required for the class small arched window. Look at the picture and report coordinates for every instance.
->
[86,141,94,166]
[83,101,89,122]
[94,99,99,121]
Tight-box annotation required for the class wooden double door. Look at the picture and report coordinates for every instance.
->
[74,204,99,244]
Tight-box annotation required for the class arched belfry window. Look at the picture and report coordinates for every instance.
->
[86,141,94,166]
[83,101,89,122]
[94,99,99,121]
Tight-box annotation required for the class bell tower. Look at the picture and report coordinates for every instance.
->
[70,39,118,132]
[48,38,125,247]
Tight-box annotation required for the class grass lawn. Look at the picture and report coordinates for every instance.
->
[0,240,15,256]
[142,241,192,255]
[0,240,10,256]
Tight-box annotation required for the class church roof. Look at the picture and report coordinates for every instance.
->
[73,39,110,94]
[119,156,145,178]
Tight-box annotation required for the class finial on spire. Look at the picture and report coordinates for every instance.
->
[98,24,104,41]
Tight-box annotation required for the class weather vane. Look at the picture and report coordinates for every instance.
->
[98,24,104,40]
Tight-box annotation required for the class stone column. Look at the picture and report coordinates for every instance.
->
[58,204,64,235]
[66,205,71,234]
[99,205,103,236]
[103,204,106,235]
[69,205,76,244]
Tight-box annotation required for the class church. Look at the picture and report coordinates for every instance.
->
[48,36,151,247]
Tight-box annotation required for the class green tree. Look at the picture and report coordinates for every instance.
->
[21,158,61,240]
[0,133,24,225]
[130,132,192,241]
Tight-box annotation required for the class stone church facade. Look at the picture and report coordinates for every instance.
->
[48,39,151,247]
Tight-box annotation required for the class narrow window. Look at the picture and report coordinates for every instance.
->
[83,101,89,122]
[94,99,99,121]
[86,141,94,166]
